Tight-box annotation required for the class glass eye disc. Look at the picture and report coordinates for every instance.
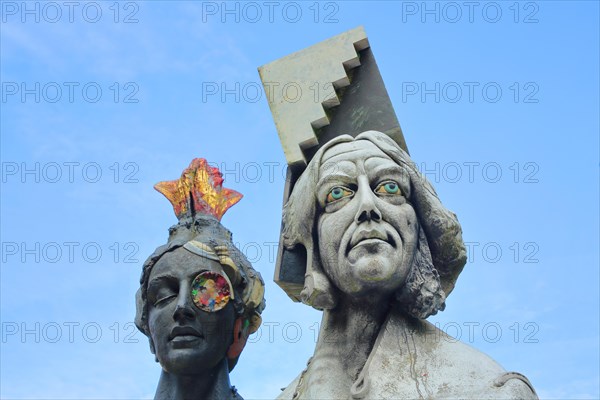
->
[191,271,231,312]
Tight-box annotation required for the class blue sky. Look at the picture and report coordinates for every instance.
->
[1,1,598,398]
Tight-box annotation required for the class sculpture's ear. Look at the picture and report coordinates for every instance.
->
[300,246,337,310]
[227,318,249,359]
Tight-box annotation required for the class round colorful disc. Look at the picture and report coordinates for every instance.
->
[191,271,231,312]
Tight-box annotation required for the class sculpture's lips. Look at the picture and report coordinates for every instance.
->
[169,326,203,341]
[349,227,395,251]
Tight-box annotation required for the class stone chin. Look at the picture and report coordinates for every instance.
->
[336,242,409,296]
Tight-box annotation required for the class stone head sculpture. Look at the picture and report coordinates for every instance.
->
[135,158,265,400]
[262,29,537,399]
[281,130,466,317]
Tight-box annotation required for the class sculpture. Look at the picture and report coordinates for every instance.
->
[259,27,538,399]
[134,158,265,400]
[277,131,538,399]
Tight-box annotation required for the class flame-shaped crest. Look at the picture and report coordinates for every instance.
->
[154,158,242,221]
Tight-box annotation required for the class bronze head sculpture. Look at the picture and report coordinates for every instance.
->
[135,159,265,400]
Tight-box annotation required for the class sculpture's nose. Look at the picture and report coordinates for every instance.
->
[354,176,382,224]
[173,285,195,321]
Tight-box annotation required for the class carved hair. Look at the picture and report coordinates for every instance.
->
[282,131,466,319]
[134,215,265,369]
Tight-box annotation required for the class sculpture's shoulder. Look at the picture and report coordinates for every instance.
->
[276,316,538,399]
[366,316,538,399]
[278,370,536,400]
[486,372,538,399]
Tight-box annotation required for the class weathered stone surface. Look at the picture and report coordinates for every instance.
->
[274,132,538,399]
[261,28,538,400]
[261,27,408,302]
[279,311,537,399]
[258,26,369,167]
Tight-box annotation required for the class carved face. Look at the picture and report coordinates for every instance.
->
[316,140,420,297]
[147,247,235,375]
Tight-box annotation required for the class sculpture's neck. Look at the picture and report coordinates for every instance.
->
[154,358,236,400]
[295,297,419,399]
[310,295,394,387]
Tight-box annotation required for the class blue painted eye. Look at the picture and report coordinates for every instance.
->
[326,187,353,203]
[376,181,400,195]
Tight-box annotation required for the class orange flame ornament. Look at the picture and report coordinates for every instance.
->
[154,158,242,221]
